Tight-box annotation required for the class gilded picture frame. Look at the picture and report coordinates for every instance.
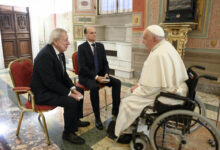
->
[132,12,143,27]
[74,0,96,14]
[74,25,83,39]
[73,15,96,24]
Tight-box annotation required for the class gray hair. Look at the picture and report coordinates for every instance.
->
[48,28,67,44]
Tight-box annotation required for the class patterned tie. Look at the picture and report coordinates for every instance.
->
[91,43,99,74]
[58,53,65,74]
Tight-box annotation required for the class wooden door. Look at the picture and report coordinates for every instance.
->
[0,5,32,67]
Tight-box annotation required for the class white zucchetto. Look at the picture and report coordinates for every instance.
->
[147,25,165,37]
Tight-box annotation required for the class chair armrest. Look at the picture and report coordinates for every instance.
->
[156,92,190,102]
[13,86,36,110]
[71,69,76,73]
[154,92,196,114]
[156,92,196,108]
[13,87,31,91]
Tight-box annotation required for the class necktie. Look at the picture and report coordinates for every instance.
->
[58,53,65,74]
[91,43,99,74]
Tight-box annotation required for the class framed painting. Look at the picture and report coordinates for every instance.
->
[165,0,196,22]
[73,15,96,24]
[74,0,96,14]
[74,25,83,39]
[168,0,192,11]
[132,12,143,27]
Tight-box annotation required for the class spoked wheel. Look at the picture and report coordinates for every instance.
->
[149,110,220,150]
[130,133,151,150]
[189,96,206,132]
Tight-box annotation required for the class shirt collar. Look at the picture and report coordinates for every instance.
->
[87,41,95,46]
[52,45,60,55]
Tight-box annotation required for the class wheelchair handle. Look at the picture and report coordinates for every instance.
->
[201,75,218,81]
[189,65,205,70]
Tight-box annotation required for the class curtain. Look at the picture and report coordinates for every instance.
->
[118,0,132,13]
[99,0,117,14]
[99,0,132,14]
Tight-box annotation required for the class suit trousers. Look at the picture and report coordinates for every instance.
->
[82,76,121,119]
[36,87,84,133]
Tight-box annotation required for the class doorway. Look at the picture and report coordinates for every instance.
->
[0,5,32,67]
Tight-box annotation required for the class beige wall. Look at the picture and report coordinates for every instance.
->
[132,0,220,78]
[131,0,220,94]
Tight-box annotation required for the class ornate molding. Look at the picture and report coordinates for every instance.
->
[161,22,197,58]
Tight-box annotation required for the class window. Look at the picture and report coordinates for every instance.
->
[99,0,132,15]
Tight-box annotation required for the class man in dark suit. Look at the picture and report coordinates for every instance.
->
[78,27,121,130]
[30,28,89,144]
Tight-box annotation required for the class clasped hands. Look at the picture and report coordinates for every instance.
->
[96,74,110,84]
[70,89,83,101]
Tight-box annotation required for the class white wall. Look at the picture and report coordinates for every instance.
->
[0,0,73,69]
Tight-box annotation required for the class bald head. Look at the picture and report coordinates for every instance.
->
[84,27,96,42]
[142,25,165,52]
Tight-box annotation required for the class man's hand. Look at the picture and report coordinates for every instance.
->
[104,74,109,78]
[70,89,83,101]
[69,93,81,101]
[71,89,83,96]
[130,84,139,93]
[97,75,110,84]
[96,76,106,84]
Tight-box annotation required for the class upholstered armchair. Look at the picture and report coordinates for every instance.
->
[8,58,56,145]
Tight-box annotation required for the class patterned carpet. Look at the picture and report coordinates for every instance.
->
[83,88,125,116]
[0,69,220,150]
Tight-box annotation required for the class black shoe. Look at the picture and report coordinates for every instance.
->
[117,134,132,144]
[77,120,90,127]
[62,131,85,144]
[107,120,117,140]
[95,118,103,130]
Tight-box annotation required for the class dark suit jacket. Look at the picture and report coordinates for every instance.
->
[77,41,109,84]
[30,44,74,104]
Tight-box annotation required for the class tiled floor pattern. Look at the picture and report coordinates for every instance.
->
[0,69,219,150]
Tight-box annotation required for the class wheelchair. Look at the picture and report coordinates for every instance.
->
[129,66,220,150]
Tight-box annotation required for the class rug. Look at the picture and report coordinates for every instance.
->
[83,87,125,116]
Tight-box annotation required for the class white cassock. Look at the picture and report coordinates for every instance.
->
[115,39,189,136]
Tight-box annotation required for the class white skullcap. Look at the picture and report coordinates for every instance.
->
[147,25,165,37]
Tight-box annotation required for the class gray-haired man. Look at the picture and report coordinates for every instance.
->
[31,28,89,144]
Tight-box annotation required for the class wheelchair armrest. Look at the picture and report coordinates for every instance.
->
[156,92,190,102]
[154,92,196,114]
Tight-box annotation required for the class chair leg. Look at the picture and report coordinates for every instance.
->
[16,110,24,136]
[39,112,50,145]
[104,88,107,111]
[38,114,41,121]
[216,101,220,126]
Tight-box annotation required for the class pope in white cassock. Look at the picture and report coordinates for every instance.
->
[114,25,189,137]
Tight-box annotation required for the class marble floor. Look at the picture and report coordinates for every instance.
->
[0,69,219,150]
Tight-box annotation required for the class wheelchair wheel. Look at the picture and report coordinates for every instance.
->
[149,110,220,150]
[130,133,150,150]
[189,96,206,132]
